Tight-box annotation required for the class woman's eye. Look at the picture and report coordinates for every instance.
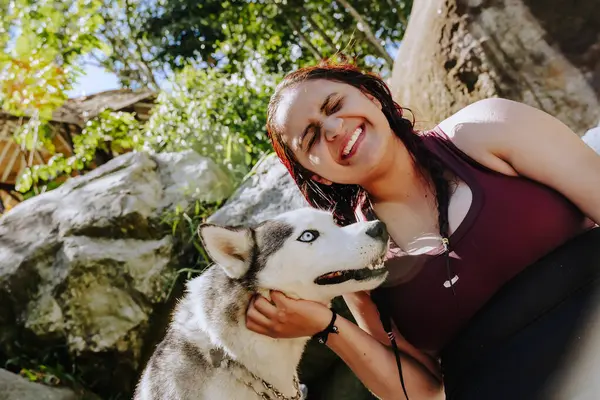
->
[329,98,343,114]
[297,230,319,243]
[306,132,319,150]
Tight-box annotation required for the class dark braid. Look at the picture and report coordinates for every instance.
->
[413,137,457,295]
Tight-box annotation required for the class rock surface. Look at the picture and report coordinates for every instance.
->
[0,369,78,400]
[208,153,308,226]
[0,150,231,397]
[390,0,600,135]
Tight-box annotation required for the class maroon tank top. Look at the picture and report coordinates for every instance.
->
[370,128,594,353]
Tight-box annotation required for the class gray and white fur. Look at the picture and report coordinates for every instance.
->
[134,207,389,400]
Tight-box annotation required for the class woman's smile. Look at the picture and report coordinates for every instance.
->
[340,123,366,161]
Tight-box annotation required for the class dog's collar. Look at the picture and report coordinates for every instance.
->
[228,359,303,400]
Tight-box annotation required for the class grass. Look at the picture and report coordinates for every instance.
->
[3,343,92,397]
[159,199,224,299]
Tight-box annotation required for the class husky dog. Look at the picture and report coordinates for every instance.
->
[134,207,389,400]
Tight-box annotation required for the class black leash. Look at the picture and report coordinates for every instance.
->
[371,290,410,400]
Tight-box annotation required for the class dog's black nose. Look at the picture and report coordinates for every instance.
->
[366,221,388,241]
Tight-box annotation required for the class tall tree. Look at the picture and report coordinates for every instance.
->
[0,0,152,194]
[0,0,104,119]
[390,0,600,135]
[141,0,412,79]
[336,0,394,66]
[94,0,164,90]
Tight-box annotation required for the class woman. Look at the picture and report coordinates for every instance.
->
[245,62,600,399]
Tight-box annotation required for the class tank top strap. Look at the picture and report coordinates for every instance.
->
[421,126,503,177]
[424,127,489,245]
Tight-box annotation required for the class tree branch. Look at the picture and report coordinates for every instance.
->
[336,0,394,67]
[285,17,322,60]
[305,14,338,52]
[124,0,160,89]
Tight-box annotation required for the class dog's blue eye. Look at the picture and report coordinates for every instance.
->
[297,230,319,243]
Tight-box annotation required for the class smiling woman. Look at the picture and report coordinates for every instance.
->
[245,59,600,400]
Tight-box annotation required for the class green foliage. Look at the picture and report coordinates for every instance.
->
[142,0,412,79]
[159,199,222,298]
[0,0,117,196]
[144,66,277,181]
[4,342,84,393]
[0,0,106,118]
[17,365,64,386]
[16,109,144,193]
[95,0,163,89]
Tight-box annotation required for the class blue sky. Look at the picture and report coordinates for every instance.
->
[67,64,121,98]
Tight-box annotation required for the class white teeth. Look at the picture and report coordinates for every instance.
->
[342,127,363,156]
[367,260,384,271]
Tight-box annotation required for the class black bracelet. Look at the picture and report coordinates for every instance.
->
[312,310,339,344]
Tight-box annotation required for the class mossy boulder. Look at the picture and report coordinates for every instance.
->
[0,150,232,397]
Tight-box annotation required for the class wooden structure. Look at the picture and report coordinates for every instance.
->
[0,88,156,213]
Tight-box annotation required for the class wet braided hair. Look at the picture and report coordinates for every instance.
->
[266,61,455,399]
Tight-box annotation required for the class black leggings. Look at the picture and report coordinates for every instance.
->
[441,227,600,400]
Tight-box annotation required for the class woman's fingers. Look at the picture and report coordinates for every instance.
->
[270,290,292,309]
[246,302,273,328]
[252,295,280,319]
[246,295,289,337]
[245,319,271,336]
[247,292,334,338]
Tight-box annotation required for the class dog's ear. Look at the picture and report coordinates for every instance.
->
[198,224,253,279]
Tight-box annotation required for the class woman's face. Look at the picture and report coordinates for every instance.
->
[273,79,398,186]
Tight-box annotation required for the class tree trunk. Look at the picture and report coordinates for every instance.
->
[390,0,600,136]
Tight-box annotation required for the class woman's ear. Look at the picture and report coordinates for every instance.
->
[311,174,333,186]
[365,93,382,110]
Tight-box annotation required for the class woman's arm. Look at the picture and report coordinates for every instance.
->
[326,314,444,400]
[439,97,600,224]
[246,292,444,400]
[343,291,442,381]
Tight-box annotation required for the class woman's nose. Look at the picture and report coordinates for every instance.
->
[323,117,343,141]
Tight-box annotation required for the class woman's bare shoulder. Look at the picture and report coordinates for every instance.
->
[436,98,524,176]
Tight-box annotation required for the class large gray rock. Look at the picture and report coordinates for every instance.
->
[0,150,231,397]
[0,369,78,400]
[206,154,372,400]
[208,153,308,226]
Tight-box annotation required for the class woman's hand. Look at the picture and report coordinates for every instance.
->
[246,291,332,338]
